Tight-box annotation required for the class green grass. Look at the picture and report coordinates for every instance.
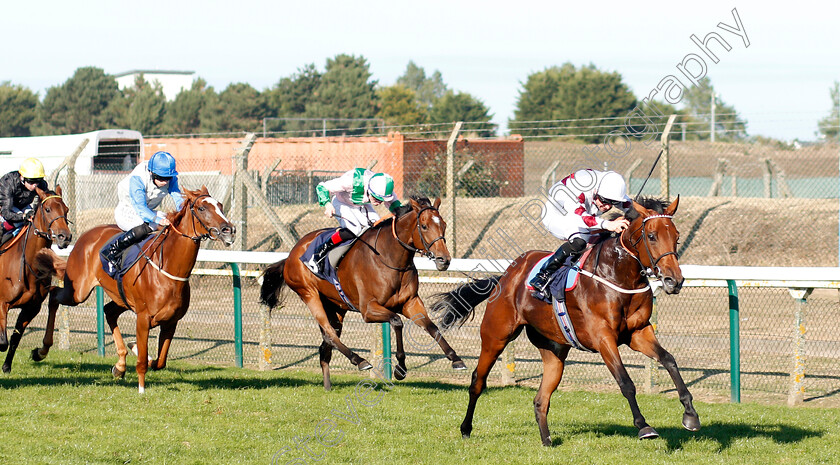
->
[1,351,838,465]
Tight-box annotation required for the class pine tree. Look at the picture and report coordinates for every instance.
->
[0,82,38,137]
[34,67,120,135]
[376,85,427,127]
[305,54,379,135]
[429,91,495,137]
[818,81,839,140]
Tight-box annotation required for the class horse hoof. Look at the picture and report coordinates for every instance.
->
[358,360,373,371]
[452,360,467,370]
[683,414,701,432]
[638,426,659,439]
[0,343,7,353]
[111,366,126,379]
[394,366,407,380]
[31,348,45,362]
[1,364,10,374]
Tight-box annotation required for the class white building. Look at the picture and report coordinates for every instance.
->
[114,70,195,101]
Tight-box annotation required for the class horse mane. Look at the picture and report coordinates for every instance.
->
[165,188,202,225]
[371,195,432,230]
[625,196,668,221]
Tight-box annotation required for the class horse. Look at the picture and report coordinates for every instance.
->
[35,186,235,393]
[0,186,71,373]
[429,196,700,445]
[260,196,467,390]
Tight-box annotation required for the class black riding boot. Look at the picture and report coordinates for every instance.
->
[530,237,587,299]
[103,223,152,271]
[308,228,355,272]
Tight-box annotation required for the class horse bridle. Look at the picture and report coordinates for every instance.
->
[622,214,678,279]
[32,195,70,241]
[391,205,446,261]
[170,194,223,243]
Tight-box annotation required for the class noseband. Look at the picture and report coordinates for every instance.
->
[391,205,446,261]
[622,214,678,279]
[32,195,70,241]
[171,194,225,243]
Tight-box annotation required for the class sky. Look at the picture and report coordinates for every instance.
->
[2,0,839,141]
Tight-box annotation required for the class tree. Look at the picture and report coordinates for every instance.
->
[0,82,38,137]
[198,83,265,134]
[305,54,379,135]
[104,75,166,135]
[818,81,839,140]
[263,64,322,134]
[376,85,427,127]
[510,63,637,142]
[163,78,210,135]
[34,67,120,135]
[680,77,747,141]
[429,91,495,137]
[396,61,447,110]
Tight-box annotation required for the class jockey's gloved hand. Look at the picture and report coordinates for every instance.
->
[23,209,34,221]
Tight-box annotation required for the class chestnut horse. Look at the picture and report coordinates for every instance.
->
[430,197,700,445]
[260,196,466,390]
[0,186,71,373]
[35,186,235,393]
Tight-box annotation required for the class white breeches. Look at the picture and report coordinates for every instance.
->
[333,198,379,235]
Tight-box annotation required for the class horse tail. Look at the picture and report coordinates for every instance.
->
[259,259,287,311]
[429,276,501,331]
[34,248,66,285]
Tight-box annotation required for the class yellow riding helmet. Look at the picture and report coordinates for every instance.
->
[19,158,46,179]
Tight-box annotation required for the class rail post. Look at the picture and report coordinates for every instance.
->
[96,286,105,356]
[727,280,740,403]
[231,263,243,368]
[381,323,392,380]
[787,288,812,406]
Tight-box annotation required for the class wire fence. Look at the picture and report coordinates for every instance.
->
[6,115,840,404]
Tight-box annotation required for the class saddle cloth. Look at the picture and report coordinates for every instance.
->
[299,230,359,312]
[99,233,157,280]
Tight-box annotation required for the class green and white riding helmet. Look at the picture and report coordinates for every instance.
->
[368,173,396,202]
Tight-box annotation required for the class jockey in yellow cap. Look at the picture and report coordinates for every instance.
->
[0,158,48,244]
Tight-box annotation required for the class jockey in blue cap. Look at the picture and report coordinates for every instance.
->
[529,169,632,299]
[102,151,184,273]
[306,168,401,272]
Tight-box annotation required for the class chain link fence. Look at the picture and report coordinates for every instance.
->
[7,115,840,404]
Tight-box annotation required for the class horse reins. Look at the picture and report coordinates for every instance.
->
[621,214,677,280]
[390,205,446,261]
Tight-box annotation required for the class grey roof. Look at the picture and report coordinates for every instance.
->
[113,70,195,78]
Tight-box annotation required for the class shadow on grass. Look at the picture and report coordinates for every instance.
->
[556,421,824,450]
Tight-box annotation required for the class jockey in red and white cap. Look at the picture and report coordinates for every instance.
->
[530,169,632,299]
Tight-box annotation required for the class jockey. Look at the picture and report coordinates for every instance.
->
[102,151,184,273]
[0,158,49,244]
[307,168,402,271]
[529,169,632,299]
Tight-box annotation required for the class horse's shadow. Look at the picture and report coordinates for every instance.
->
[556,422,823,450]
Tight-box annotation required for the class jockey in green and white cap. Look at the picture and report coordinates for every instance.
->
[307,168,402,273]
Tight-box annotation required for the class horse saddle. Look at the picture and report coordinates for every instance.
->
[299,230,360,312]
[525,247,593,303]
[99,233,157,280]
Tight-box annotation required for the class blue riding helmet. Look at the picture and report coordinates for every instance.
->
[148,151,178,177]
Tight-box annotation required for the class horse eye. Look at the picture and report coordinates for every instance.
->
[198,206,206,212]
[647,233,656,241]
[45,207,51,213]
[421,224,428,230]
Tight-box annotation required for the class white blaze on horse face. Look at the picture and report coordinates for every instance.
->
[432,216,441,225]
[204,197,230,223]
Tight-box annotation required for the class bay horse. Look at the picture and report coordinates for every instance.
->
[0,186,71,373]
[35,186,235,393]
[430,197,700,445]
[260,196,466,390]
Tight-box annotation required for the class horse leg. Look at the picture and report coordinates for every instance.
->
[304,296,371,371]
[525,325,571,446]
[35,277,90,361]
[151,321,178,371]
[2,302,41,373]
[104,301,130,380]
[402,296,466,371]
[318,305,345,391]
[461,325,523,440]
[134,313,151,393]
[359,301,410,379]
[629,326,701,432]
[0,302,8,352]
[598,336,658,439]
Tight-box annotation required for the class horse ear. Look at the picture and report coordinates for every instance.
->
[664,195,680,216]
[200,185,209,195]
[409,198,421,210]
[631,200,647,217]
[55,184,63,196]
[35,186,47,199]
[433,197,441,209]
